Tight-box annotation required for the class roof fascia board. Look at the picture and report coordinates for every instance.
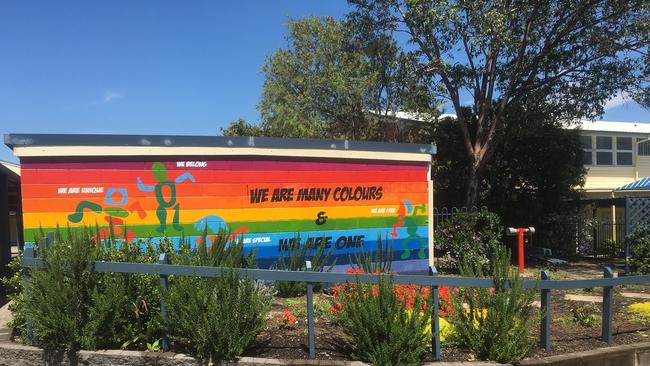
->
[12,145,433,162]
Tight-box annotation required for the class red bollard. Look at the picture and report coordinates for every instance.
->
[506,227,535,273]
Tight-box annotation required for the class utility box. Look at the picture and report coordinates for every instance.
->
[6,134,435,273]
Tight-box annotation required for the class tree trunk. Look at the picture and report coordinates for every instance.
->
[465,162,481,207]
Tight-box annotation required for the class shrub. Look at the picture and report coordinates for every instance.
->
[0,255,26,339]
[82,239,163,350]
[627,226,650,274]
[166,234,272,362]
[350,235,393,274]
[331,272,429,366]
[598,239,622,258]
[570,303,599,327]
[628,302,650,317]
[274,235,334,297]
[22,229,100,350]
[435,211,502,273]
[448,246,537,364]
[18,228,164,351]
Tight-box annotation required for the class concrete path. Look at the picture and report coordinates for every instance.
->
[564,294,602,302]
[620,292,650,299]
[0,301,12,342]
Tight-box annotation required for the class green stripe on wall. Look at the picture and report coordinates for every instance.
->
[24,216,428,240]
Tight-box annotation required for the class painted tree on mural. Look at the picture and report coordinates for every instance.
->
[348,0,649,205]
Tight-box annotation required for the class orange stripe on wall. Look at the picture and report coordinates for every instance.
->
[22,192,427,213]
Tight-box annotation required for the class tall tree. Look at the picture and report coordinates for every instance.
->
[431,104,586,250]
[223,16,438,141]
[349,0,649,204]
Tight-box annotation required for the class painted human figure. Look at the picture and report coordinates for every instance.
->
[138,162,195,233]
[392,200,427,260]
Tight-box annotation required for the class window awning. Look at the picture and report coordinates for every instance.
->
[615,176,650,191]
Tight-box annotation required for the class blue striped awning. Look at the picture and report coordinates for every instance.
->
[616,176,650,191]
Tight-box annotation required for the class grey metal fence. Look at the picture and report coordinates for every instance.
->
[20,247,650,361]
[432,206,487,229]
[593,223,626,255]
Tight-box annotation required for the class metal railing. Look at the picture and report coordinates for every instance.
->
[20,247,650,361]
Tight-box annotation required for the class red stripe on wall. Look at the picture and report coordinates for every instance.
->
[21,169,427,185]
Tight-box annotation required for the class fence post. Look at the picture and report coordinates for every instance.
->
[540,270,551,352]
[305,261,316,359]
[158,253,170,352]
[429,265,441,361]
[22,246,34,283]
[22,246,35,342]
[602,266,614,345]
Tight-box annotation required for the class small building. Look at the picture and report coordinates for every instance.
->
[5,133,435,273]
[0,160,22,278]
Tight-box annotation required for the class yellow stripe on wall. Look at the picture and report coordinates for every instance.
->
[22,205,405,228]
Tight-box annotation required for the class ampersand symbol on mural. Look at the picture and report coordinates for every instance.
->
[315,211,328,225]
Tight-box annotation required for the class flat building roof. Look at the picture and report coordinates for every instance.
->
[5,133,436,163]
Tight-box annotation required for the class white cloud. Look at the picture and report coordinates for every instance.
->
[103,90,124,103]
[604,91,631,111]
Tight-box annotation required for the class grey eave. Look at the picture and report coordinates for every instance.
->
[4,133,437,155]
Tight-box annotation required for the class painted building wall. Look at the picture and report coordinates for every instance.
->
[20,156,430,272]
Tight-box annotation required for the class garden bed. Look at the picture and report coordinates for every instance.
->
[240,281,650,363]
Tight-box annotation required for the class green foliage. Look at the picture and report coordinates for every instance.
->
[0,255,26,338]
[598,240,623,258]
[627,226,650,275]
[166,234,272,362]
[333,274,429,366]
[274,235,335,297]
[351,235,393,273]
[221,118,264,137]
[350,0,647,204]
[81,239,163,350]
[17,227,164,351]
[223,16,437,142]
[432,107,586,253]
[570,303,599,327]
[435,211,502,273]
[448,246,537,363]
[22,229,100,350]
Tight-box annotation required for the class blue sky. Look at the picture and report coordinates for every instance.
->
[1,1,647,163]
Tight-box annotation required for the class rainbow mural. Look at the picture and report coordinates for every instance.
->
[17,144,432,272]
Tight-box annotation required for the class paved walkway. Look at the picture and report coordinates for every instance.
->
[0,302,11,342]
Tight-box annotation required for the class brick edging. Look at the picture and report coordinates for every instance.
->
[520,341,650,366]
[15,341,650,365]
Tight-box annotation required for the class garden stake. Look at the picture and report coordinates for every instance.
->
[540,270,551,352]
[159,253,170,352]
[429,265,441,361]
[602,267,614,344]
[306,261,316,359]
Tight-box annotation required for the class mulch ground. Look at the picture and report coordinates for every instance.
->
[242,282,650,362]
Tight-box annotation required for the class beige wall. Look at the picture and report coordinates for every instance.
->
[583,166,636,192]
[637,156,650,179]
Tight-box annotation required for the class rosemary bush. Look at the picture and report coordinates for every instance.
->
[448,246,537,363]
[21,228,100,350]
[333,274,429,366]
[17,227,164,351]
[166,233,271,363]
